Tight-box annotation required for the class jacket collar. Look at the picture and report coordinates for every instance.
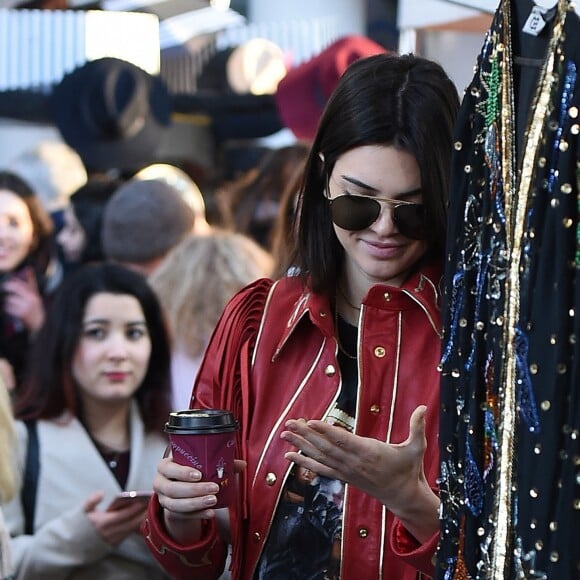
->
[272,260,443,357]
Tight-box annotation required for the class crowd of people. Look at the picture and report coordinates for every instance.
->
[0,3,578,578]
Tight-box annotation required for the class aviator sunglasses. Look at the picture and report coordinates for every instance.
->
[328,192,427,240]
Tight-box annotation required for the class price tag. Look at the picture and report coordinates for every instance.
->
[523,5,549,35]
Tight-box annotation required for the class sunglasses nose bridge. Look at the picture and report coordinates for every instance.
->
[373,198,398,230]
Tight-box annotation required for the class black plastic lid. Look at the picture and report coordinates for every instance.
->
[165,409,239,434]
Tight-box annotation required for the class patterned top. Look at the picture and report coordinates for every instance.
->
[437,1,579,578]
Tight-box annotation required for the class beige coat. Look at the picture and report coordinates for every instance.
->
[0,507,14,579]
[4,403,170,580]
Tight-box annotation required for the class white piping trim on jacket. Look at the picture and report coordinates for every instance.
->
[251,337,327,488]
[386,311,403,443]
[251,280,279,368]
[249,337,331,578]
[401,288,442,338]
[379,504,388,578]
[341,299,365,575]
[418,273,440,306]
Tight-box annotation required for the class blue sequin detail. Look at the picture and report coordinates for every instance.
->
[465,442,484,516]
[547,61,576,194]
[494,174,506,225]
[514,326,540,433]
[483,407,497,480]
[465,254,490,372]
[443,564,456,580]
[441,270,464,366]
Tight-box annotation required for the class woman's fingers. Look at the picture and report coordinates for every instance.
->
[281,419,353,478]
[84,491,105,513]
[159,494,218,519]
[281,408,431,500]
[154,457,221,518]
[283,419,352,457]
[393,405,428,457]
[283,450,338,479]
[155,475,216,498]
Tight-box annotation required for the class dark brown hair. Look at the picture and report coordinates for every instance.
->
[218,143,310,249]
[292,53,460,295]
[14,262,172,432]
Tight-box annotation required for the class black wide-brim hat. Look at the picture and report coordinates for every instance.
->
[51,57,172,172]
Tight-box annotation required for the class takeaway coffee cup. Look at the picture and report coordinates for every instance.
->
[165,409,239,508]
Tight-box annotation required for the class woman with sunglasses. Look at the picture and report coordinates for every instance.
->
[143,52,460,579]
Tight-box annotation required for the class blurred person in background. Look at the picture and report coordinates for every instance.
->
[4,262,172,579]
[134,163,211,236]
[57,176,123,272]
[216,144,309,250]
[0,171,61,393]
[269,156,307,277]
[9,140,87,233]
[149,230,274,411]
[101,179,196,277]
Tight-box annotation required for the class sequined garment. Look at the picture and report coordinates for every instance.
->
[437,1,579,578]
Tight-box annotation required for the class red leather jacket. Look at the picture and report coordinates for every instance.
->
[144,262,442,579]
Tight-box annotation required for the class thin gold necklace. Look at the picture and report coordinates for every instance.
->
[334,302,358,360]
[338,285,361,312]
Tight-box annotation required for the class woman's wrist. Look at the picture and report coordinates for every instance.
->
[162,509,204,545]
[387,481,439,544]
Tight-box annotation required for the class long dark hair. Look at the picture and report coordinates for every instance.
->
[0,171,55,277]
[292,53,460,295]
[14,262,172,432]
[219,143,310,248]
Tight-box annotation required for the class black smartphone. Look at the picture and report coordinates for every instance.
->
[106,490,153,511]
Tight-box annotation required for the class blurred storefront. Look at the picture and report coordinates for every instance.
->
[0,1,494,172]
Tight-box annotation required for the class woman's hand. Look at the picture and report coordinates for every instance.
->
[84,492,148,546]
[153,456,246,545]
[3,268,45,333]
[281,405,439,543]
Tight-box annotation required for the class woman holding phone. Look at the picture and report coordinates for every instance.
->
[144,52,459,579]
[4,262,172,579]
[0,171,61,393]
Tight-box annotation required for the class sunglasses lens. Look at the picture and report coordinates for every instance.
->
[330,195,380,231]
[393,204,426,240]
[330,195,427,239]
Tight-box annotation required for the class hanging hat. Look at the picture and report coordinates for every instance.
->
[198,38,287,96]
[274,35,386,142]
[51,57,172,172]
[9,141,87,212]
